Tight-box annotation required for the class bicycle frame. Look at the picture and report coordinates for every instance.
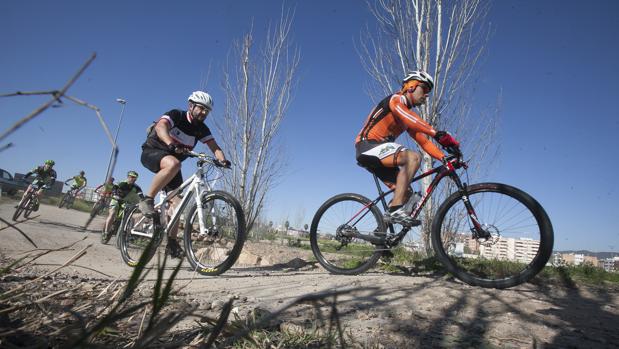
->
[130,156,221,239]
[355,156,485,242]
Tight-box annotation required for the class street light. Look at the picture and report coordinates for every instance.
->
[104,98,127,182]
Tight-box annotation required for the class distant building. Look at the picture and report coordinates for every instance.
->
[478,237,541,264]
[583,255,599,267]
[601,258,618,272]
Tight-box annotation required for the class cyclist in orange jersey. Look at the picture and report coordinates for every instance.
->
[355,71,459,226]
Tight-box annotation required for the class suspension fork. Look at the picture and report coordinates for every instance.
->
[194,185,210,235]
[449,172,485,237]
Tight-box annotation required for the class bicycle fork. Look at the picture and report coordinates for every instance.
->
[450,175,489,240]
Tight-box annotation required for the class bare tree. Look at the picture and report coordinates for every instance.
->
[217,8,300,232]
[358,0,497,252]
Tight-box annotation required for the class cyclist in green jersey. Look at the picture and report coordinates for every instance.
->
[95,177,115,198]
[17,160,57,211]
[65,170,87,194]
[104,171,144,235]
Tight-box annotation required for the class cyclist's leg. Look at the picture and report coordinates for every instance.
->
[140,146,181,215]
[357,142,421,207]
[105,200,119,233]
[147,155,181,198]
[163,174,184,258]
[390,150,421,206]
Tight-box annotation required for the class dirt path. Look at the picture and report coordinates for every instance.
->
[1,200,618,348]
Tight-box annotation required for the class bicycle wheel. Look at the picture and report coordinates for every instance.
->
[310,193,386,275]
[101,219,118,245]
[23,200,34,219]
[91,199,104,218]
[431,183,554,289]
[12,195,29,221]
[183,191,246,276]
[58,193,69,208]
[118,206,162,267]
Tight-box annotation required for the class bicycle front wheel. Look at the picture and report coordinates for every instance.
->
[58,193,69,208]
[119,206,161,267]
[12,195,29,221]
[431,183,554,289]
[183,191,246,276]
[91,199,104,218]
[310,193,386,275]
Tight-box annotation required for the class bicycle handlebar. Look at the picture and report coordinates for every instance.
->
[187,151,232,169]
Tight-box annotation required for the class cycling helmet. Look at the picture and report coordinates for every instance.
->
[44,160,55,166]
[127,170,138,178]
[188,91,213,110]
[79,170,85,176]
[402,71,434,91]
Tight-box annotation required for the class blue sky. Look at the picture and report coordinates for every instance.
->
[1,0,618,252]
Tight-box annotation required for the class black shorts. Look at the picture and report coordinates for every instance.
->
[355,141,406,187]
[140,145,183,192]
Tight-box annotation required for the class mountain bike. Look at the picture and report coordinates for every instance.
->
[309,145,554,289]
[101,201,134,245]
[58,186,80,209]
[90,194,111,218]
[12,183,40,221]
[117,152,246,276]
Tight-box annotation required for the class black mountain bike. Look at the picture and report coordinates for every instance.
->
[101,201,133,245]
[12,185,39,221]
[58,186,80,209]
[90,194,110,218]
[310,145,554,289]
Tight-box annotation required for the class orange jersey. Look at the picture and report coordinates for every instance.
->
[355,93,444,160]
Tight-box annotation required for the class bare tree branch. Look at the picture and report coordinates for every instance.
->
[217,7,299,232]
[0,53,96,143]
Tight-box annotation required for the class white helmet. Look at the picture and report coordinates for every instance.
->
[402,71,434,91]
[188,91,213,110]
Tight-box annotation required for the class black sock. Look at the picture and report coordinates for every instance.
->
[389,205,403,213]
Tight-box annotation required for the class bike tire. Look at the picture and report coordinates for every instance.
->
[23,203,33,219]
[101,220,118,245]
[183,190,246,276]
[431,183,554,289]
[91,200,104,218]
[58,193,69,208]
[118,206,162,267]
[12,195,29,221]
[310,193,385,275]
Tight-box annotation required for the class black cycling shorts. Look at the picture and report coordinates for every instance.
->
[140,145,183,192]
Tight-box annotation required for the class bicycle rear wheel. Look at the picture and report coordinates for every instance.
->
[310,193,385,275]
[183,191,246,276]
[431,183,554,289]
[118,206,162,267]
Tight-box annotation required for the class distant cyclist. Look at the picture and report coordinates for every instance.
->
[65,170,87,195]
[138,91,231,258]
[94,177,115,200]
[104,171,143,236]
[17,160,58,211]
[355,71,460,226]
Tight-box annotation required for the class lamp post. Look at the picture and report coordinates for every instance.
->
[104,98,127,181]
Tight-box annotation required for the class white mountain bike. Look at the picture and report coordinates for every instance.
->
[117,152,246,276]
